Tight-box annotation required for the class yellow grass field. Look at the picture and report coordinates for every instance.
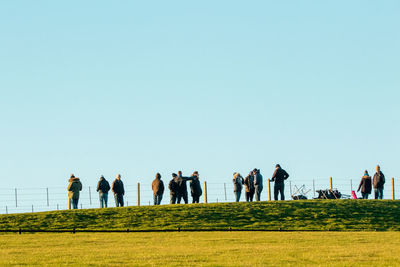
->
[1,232,400,266]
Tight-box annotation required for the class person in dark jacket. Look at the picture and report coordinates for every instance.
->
[233,172,244,202]
[271,164,289,200]
[176,171,193,204]
[112,174,125,207]
[253,169,263,201]
[97,175,110,208]
[357,170,372,199]
[244,172,255,202]
[373,165,385,199]
[169,173,178,204]
[190,171,202,203]
[152,173,164,205]
[67,174,82,209]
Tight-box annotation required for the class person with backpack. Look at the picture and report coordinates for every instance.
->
[190,171,202,203]
[253,169,263,201]
[169,173,179,204]
[271,164,289,200]
[373,165,385,199]
[112,174,125,207]
[233,172,244,202]
[152,173,164,205]
[244,172,255,202]
[67,174,82,209]
[357,170,372,199]
[96,175,110,208]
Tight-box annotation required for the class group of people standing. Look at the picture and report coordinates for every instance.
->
[357,165,386,199]
[233,164,289,202]
[67,164,385,209]
[67,174,125,209]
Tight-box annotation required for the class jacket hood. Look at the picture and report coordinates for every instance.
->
[362,175,371,179]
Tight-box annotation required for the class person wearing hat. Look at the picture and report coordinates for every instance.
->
[67,174,82,209]
[112,174,125,207]
[97,175,111,208]
[271,164,289,200]
[357,170,372,199]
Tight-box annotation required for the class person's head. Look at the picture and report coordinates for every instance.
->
[364,170,369,176]
[156,173,161,179]
[252,168,257,174]
[177,171,182,176]
[172,173,177,178]
[70,174,75,178]
[100,175,104,180]
[376,165,380,172]
[193,171,199,176]
[116,174,121,180]
[276,164,281,169]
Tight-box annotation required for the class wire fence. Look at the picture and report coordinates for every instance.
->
[0,177,397,214]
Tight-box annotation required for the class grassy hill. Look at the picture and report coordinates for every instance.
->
[1,200,399,231]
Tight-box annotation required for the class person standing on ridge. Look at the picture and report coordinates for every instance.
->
[190,171,202,203]
[169,173,179,204]
[97,175,110,208]
[152,173,164,205]
[271,164,289,200]
[357,170,372,199]
[233,172,244,202]
[244,172,255,202]
[253,169,263,201]
[373,165,385,199]
[112,174,125,207]
[176,171,193,204]
[67,174,82,209]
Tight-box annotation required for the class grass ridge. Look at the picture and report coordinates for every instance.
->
[0,200,399,231]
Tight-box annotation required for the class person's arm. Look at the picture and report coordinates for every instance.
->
[284,171,289,180]
[161,181,165,195]
[79,181,82,191]
[96,181,100,192]
[122,181,125,195]
[67,182,72,191]
[112,181,116,194]
[382,173,385,184]
[271,169,278,181]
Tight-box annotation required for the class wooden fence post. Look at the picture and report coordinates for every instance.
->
[392,178,395,200]
[330,177,333,190]
[267,179,271,201]
[137,183,140,206]
[204,181,208,204]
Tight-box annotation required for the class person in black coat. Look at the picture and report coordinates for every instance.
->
[357,170,372,199]
[169,173,178,204]
[271,164,289,200]
[189,171,202,203]
[97,175,110,208]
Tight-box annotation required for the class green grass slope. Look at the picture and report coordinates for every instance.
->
[0,200,399,231]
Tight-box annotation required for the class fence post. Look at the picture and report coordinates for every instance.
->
[204,181,208,204]
[313,179,315,197]
[89,186,92,205]
[137,183,140,206]
[267,179,271,201]
[350,179,353,193]
[392,178,395,200]
[80,204,83,209]
[57,204,59,210]
[31,205,34,213]
[15,188,17,207]
[224,183,227,201]
[330,177,333,190]
[46,188,49,206]
[6,206,8,214]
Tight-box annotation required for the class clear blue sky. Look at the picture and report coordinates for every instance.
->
[1,1,399,189]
